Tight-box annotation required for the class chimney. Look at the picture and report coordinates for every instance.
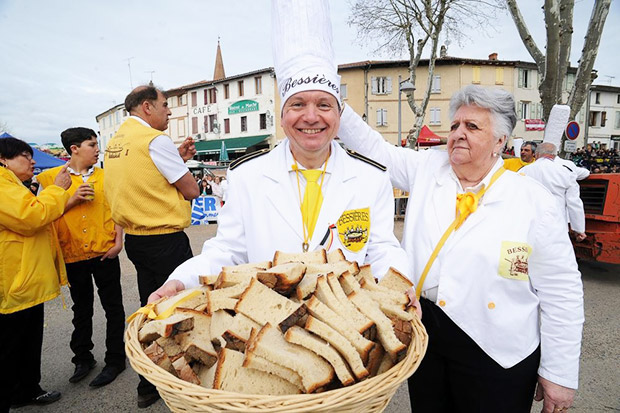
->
[440,45,447,58]
[213,38,226,81]
[488,52,498,61]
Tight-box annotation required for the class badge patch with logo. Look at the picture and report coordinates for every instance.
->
[498,241,531,281]
[337,208,370,253]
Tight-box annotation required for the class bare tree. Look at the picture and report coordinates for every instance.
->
[349,0,502,146]
[507,0,611,154]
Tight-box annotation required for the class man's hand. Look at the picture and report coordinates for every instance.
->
[65,183,95,211]
[148,280,186,304]
[54,163,72,190]
[534,376,575,413]
[178,137,196,162]
[406,287,422,319]
[101,243,122,260]
[574,232,587,242]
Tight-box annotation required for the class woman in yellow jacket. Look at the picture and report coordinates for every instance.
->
[0,137,72,410]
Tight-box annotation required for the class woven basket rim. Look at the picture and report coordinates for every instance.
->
[126,312,428,412]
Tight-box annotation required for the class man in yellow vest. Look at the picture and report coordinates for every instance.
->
[103,85,199,408]
[38,127,126,388]
[503,141,537,172]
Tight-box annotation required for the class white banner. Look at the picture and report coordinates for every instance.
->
[191,196,221,225]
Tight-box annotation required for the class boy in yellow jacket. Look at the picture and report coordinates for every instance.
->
[38,127,126,388]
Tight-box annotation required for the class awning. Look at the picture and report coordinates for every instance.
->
[195,135,270,154]
[417,125,447,147]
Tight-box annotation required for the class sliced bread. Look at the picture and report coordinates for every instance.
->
[235,278,307,333]
[285,326,355,386]
[138,312,194,343]
[272,249,327,266]
[245,323,334,393]
[213,348,301,395]
[174,309,217,368]
[257,262,306,295]
[349,290,407,362]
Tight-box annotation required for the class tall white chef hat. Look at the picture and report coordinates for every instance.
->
[271,0,341,111]
[543,104,571,153]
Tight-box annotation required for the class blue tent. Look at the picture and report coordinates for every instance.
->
[0,132,65,173]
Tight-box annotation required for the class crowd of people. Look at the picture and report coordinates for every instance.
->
[195,173,227,205]
[0,1,588,412]
[569,146,620,174]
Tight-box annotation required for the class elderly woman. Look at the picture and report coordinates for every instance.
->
[337,85,584,413]
[0,137,72,409]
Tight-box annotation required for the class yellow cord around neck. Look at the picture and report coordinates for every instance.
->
[292,153,330,252]
[415,167,506,299]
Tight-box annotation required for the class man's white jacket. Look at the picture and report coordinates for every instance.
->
[522,157,586,233]
[169,139,409,288]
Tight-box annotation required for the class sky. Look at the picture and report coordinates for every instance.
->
[1,0,618,145]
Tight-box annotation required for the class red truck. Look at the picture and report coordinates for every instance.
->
[572,174,620,264]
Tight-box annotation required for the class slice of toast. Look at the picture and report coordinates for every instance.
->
[172,356,200,385]
[222,313,262,352]
[143,341,176,376]
[304,316,369,381]
[285,326,356,386]
[138,312,194,343]
[257,262,306,295]
[318,274,374,337]
[242,347,304,392]
[245,323,334,393]
[272,249,327,266]
[235,278,307,333]
[221,260,272,273]
[326,248,347,263]
[215,269,259,289]
[377,267,413,293]
[213,348,300,395]
[349,290,407,362]
[210,309,235,349]
[305,295,375,363]
[174,309,217,368]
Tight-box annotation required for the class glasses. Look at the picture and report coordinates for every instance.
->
[19,153,34,161]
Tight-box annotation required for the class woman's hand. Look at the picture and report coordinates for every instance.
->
[148,280,186,304]
[534,376,575,413]
[53,163,72,190]
[406,287,422,319]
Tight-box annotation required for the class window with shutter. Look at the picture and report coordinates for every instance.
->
[386,77,393,94]
[495,68,504,85]
[371,77,378,95]
[472,67,481,84]
[432,75,441,93]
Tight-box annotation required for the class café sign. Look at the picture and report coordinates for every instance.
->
[228,100,259,115]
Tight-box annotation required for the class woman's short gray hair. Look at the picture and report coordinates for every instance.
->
[449,85,517,143]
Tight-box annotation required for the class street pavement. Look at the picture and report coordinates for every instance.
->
[12,222,619,412]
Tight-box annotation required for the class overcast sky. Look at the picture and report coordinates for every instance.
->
[1,0,618,145]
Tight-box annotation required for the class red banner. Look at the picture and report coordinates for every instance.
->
[524,119,545,131]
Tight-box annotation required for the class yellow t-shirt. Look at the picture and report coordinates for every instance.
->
[503,157,533,172]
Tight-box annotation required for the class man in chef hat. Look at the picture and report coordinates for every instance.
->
[148,0,412,310]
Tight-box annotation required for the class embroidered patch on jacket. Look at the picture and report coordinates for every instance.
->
[337,208,370,253]
[498,241,531,281]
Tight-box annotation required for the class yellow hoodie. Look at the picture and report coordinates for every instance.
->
[0,167,70,314]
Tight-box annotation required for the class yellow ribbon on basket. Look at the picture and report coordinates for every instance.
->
[126,289,203,323]
[415,167,506,299]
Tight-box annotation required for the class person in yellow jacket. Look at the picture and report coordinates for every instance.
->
[0,137,72,410]
[503,141,537,172]
[38,127,126,389]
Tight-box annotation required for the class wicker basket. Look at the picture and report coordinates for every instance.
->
[126,313,427,413]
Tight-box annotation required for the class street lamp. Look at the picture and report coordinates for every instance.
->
[398,75,416,147]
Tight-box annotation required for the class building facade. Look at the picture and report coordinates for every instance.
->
[337,55,586,150]
[586,84,620,151]
[186,68,277,161]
